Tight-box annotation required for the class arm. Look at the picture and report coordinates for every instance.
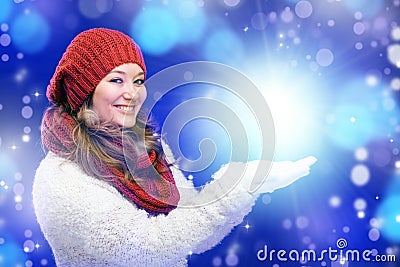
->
[161,142,317,254]
[33,150,316,266]
[33,153,257,266]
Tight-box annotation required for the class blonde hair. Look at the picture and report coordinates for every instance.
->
[57,98,163,181]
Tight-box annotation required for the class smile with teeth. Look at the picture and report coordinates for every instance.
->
[114,105,135,112]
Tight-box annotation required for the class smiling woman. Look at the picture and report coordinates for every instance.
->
[32,28,316,267]
[92,63,147,128]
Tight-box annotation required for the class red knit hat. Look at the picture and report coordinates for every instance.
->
[46,28,146,111]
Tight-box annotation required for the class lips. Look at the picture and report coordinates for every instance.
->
[114,105,135,112]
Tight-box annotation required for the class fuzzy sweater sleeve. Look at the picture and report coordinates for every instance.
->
[33,149,259,267]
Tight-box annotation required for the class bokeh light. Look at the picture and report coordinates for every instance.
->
[78,0,113,19]
[23,239,35,253]
[326,78,399,150]
[387,44,400,68]
[350,164,370,186]
[168,0,207,45]
[390,78,400,90]
[294,1,313,19]
[0,0,12,23]
[1,54,9,62]
[327,104,375,149]
[22,95,30,104]
[354,42,363,51]
[203,29,244,66]
[10,10,50,54]
[212,256,222,266]
[78,0,102,19]
[0,153,17,186]
[96,0,113,14]
[282,219,293,230]
[1,1,400,266]
[131,2,206,55]
[357,210,366,219]
[261,194,271,205]
[225,253,239,266]
[354,147,368,161]
[329,195,342,208]
[296,216,309,229]
[342,0,384,18]
[251,12,268,30]
[224,0,240,7]
[372,16,389,40]
[391,27,400,41]
[353,22,365,35]
[353,198,367,211]
[0,33,11,47]
[315,48,334,67]
[0,235,27,266]
[368,228,380,242]
[13,182,24,196]
[131,7,180,55]
[376,194,400,242]
[372,147,391,167]
[24,229,32,238]
[280,7,294,23]
[21,106,33,119]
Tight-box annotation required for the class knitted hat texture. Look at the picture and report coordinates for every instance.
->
[46,28,146,111]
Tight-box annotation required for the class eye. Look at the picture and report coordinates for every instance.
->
[110,78,123,84]
[134,79,145,85]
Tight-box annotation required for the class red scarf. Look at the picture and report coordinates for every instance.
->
[41,107,180,215]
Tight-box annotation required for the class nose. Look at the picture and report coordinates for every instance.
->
[122,84,141,100]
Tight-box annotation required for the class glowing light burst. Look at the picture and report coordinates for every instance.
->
[249,63,326,160]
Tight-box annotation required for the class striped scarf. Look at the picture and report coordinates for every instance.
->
[41,107,180,215]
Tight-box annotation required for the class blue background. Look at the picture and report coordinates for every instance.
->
[1,0,400,266]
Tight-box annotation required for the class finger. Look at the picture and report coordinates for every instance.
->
[295,156,317,167]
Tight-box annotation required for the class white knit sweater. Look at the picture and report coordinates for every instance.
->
[32,145,260,267]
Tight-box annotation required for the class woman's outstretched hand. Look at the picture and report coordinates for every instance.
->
[241,156,318,195]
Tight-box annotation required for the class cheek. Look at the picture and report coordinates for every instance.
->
[92,92,114,120]
[140,87,147,103]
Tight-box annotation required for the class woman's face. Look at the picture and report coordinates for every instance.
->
[92,63,146,128]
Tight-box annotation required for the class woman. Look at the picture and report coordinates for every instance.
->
[33,28,316,267]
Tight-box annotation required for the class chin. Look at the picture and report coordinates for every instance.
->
[118,118,136,128]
